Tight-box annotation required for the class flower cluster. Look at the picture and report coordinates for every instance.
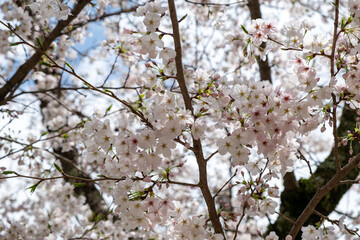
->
[2,0,360,239]
[28,0,71,20]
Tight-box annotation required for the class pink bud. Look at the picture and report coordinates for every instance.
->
[320,126,326,132]
[247,197,255,206]
[123,28,133,34]
[221,211,228,218]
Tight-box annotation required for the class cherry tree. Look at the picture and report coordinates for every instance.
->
[0,0,360,239]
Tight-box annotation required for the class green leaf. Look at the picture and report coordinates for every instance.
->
[94,214,104,222]
[36,37,43,49]
[241,25,248,34]
[65,62,74,72]
[9,42,23,46]
[106,104,113,112]
[341,17,346,28]
[73,182,86,187]
[2,171,16,175]
[62,133,68,139]
[104,89,114,95]
[54,163,64,174]
[26,182,40,194]
[39,61,52,67]
[178,14,187,23]
[41,132,48,136]
[84,82,92,89]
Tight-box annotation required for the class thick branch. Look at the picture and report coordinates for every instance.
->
[167,0,223,235]
[167,0,193,113]
[289,152,360,237]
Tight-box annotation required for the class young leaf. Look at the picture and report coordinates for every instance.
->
[106,104,113,112]
[178,14,187,23]
[341,17,346,28]
[2,170,16,175]
[73,182,86,187]
[241,25,249,34]
[9,42,23,46]
[65,62,75,72]
[104,89,114,95]
[26,182,40,194]
[94,214,104,222]
[54,163,64,174]
[39,61,52,67]
[36,37,43,49]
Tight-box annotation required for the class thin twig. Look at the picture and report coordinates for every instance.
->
[298,150,320,189]
[330,0,340,77]
[276,211,296,224]
[213,169,238,200]
[205,150,219,161]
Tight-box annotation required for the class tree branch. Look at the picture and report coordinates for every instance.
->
[289,152,360,237]
[167,0,224,235]
[0,0,92,105]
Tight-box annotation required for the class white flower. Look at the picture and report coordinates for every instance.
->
[159,47,176,63]
[146,0,167,14]
[143,12,161,32]
[217,137,235,155]
[260,198,277,215]
[28,0,71,20]
[191,119,205,140]
[232,147,250,166]
[138,129,156,149]
[156,139,176,158]
[301,225,321,240]
[141,32,164,58]
[266,231,279,240]
[338,215,345,230]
